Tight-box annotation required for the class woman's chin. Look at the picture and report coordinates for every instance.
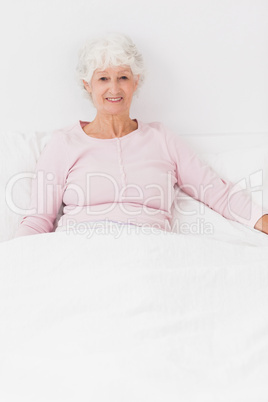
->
[102,104,129,115]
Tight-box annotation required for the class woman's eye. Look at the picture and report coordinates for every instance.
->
[100,77,108,81]
[120,76,128,80]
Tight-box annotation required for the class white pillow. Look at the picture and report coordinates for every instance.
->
[171,146,268,235]
[0,131,51,242]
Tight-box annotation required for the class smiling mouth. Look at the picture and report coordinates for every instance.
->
[106,97,123,102]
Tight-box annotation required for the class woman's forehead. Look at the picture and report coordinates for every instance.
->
[94,65,132,75]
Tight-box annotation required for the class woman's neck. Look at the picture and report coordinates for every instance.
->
[83,114,138,139]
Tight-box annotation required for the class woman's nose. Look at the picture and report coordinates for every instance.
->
[109,78,120,94]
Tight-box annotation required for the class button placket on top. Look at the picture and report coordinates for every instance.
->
[115,137,127,189]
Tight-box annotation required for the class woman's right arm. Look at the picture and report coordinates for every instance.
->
[14,131,70,237]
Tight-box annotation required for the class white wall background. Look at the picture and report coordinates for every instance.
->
[0,0,267,138]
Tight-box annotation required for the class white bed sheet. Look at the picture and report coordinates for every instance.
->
[0,222,268,402]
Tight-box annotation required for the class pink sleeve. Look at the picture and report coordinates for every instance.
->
[14,131,69,237]
[164,127,266,228]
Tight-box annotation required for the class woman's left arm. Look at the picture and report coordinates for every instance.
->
[163,125,268,230]
[254,215,268,234]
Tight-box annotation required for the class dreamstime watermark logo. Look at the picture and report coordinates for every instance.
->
[5,169,264,228]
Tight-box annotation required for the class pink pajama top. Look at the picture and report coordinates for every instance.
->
[15,120,265,237]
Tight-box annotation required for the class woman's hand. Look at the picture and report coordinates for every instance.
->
[254,215,268,235]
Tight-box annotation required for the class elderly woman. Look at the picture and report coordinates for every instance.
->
[15,33,268,237]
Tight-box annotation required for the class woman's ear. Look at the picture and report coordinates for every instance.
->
[134,75,140,91]
[83,80,92,93]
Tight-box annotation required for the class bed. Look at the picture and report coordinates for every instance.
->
[0,129,268,402]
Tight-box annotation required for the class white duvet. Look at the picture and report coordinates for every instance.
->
[1,221,268,402]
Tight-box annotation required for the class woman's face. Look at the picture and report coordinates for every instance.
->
[83,65,139,116]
